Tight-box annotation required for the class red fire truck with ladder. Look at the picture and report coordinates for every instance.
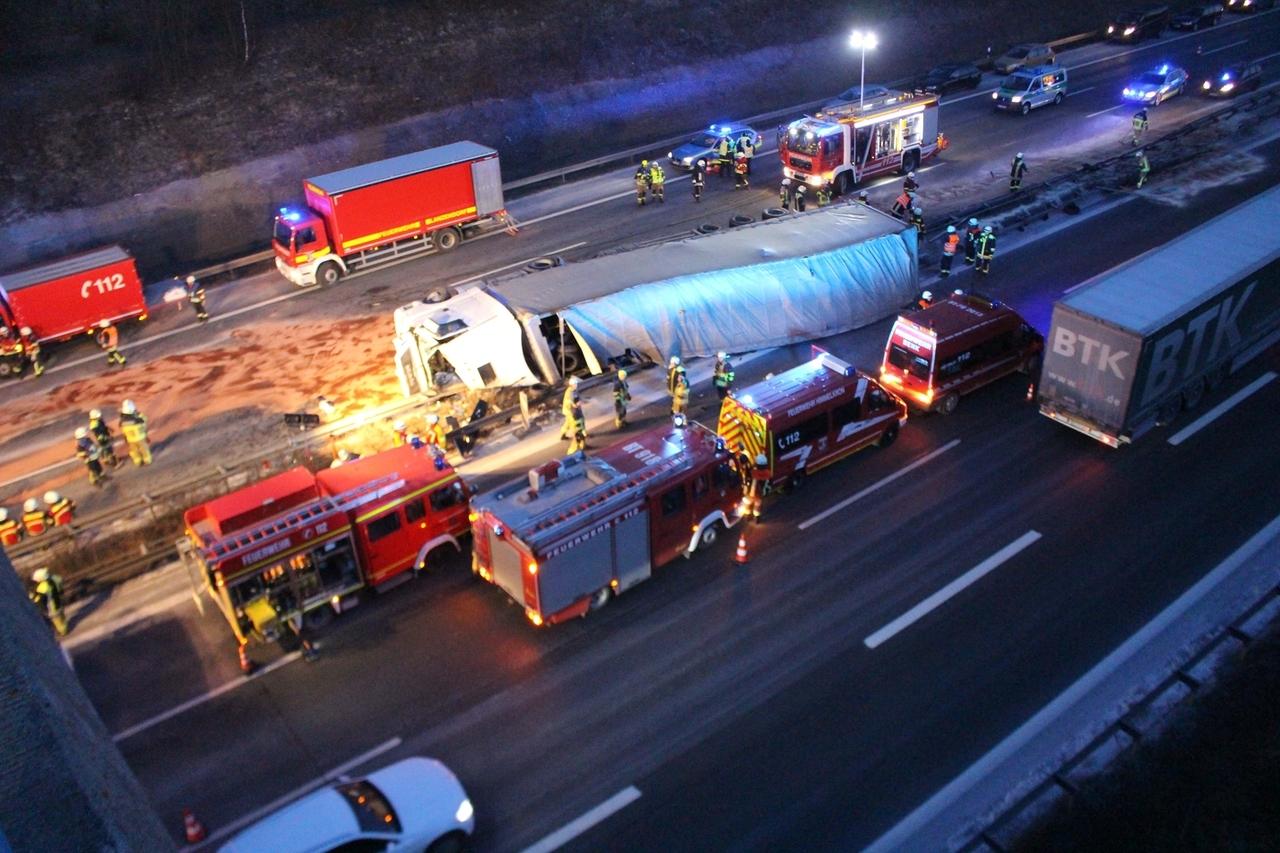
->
[469,422,743,627]
[779,89,947,195]
[179,445,470,664]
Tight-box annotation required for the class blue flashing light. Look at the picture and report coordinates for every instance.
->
[282,210,302,223]
[1222,72,1232,82]
[1157,64,1169,74]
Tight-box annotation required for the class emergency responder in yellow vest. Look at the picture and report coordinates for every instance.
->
[88,408,118,467]
[119,399,152,465]
[1010,153,1027,191]
[976,226,997,274]
[30,568,68,636]
[666,356,681,394]
[964,218,981,265]
[19,326,43,376]
[44,491,74,526]
[1131,109,1148,146]
[392,420,409,447]
[560,376,581,439]
[425,414,448,449]
[21,498,51,537]
[733,155,748,190]
[749,454,770,522]
[691,160,706,202]
[634,160,650,206]
[75,427,107,486]
[816,184,832,206]
[649,160,666,203]
[613,369,631,428]
[739,134,755,173]
[186,275,209,321]
[671,369,690,416]
[716,135,733,177]
[567,403,587,454]
[0,507,22,547]
[96,319,126,367]
[1135,150,1151,188]
[940,226,960,277]
[713,352,735,401]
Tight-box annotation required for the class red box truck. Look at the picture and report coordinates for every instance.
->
[272,141,507,287]
[0,245,147,377]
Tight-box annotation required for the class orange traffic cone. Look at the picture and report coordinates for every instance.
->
[237,642,255,675]
[183,808,206,843]
[733,533,750,565]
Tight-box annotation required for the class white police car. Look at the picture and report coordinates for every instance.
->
[667,123,762,171]
[1122,63,1189,104]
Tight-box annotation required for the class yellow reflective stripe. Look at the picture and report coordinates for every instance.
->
[343,221,422,251]
[355,473,458,524]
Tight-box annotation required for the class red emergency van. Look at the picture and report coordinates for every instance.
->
[181,445,470,661]
[470,423,743,626]
[716,351,907,490]
[879,291,1043,414]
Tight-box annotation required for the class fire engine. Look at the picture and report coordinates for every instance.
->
[469,422,743,626]
[180,445,470,662]
[778,89,946,194]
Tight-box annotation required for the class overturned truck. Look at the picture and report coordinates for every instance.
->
[393,204,919,394]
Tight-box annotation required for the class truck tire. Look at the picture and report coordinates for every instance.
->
[936,392,960,415]
[878,422,899,447]
[695,522,721,552]
[761,207,789,220]
[0,361,13,378]
[427,832,469,853]
[525,256,564,272]
[304,605,334,630]
[835,171,852,196]
[900,150,920,176]
[728,214,753,228]
[316,262,341,287]
[433,226,462,252]
[587,585,612,613]
[696,224,722,235]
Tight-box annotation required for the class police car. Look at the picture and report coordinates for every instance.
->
[667,123,763,171]
[1122,63,1189,104]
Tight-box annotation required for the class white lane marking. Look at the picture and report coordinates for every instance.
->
[864,530,1042,649]
[1258,48,1280,64]
[865,511,1280,853]
[194,737,403,850]
[1168,371,1277,446]
[112,651,303,742]
[1086,103,1126,118]
[798,439,960,531]
[1201,39,1249,56]
[521,786,643,853]
[1067,85,1097,96]
[64,588,195,651]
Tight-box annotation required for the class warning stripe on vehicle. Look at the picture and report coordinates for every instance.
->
[717,400,767,465]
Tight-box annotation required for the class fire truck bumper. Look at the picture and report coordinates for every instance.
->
[275,256,315,287]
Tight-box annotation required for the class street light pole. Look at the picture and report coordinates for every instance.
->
[848,29,879,113]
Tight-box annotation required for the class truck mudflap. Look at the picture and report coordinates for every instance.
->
[1039,405,1125,448]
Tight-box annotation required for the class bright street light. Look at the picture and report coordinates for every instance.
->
[848,29,879,113]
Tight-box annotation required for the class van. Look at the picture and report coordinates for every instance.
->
[993,65,1068,114]
[716,351,907,490]
[879,292,1043,414]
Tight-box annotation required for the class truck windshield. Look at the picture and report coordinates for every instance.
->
[273,219,293,247]
[888,344,931,380]
[788,133,821,156]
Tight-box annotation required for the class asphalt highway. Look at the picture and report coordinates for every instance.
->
[49,12,1280,850]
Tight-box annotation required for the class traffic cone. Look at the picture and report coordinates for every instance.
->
[183,808,206,843]
[237,642,256,675]
[733,533,750,565]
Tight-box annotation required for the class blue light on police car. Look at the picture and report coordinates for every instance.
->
[1222,72,1232,82]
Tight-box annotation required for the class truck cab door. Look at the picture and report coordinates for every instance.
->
[648,482,693,565]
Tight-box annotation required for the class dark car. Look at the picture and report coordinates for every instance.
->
[1200,61,1263,96]
[1106,5,1172,40]
[1226,0,1276,11]
[1172,2,1224,27]
[915,63,984,94]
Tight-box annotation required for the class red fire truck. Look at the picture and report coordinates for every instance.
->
[779,89,946,195]
[717,351,907,490]
[272,141,507,287]
[180,445,470,662]
[470,423,743,627]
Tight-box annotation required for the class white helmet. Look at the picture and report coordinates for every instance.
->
[908,171,916,179]
[99,319,110,329]
[75,427,88,439]
[755,454,768,466]
[669,356,680,367]
[394,420,406,431]
[569,376,580,387]
[1135,150,1145,158]
[32,568,49,583]
[89,408,102,420]
[954,289,965,296]
[1016,152,1024,159]
[427,414,440,424]
[186,275,196,285]
[121,399,137,414]
[0,508,7,522]
[617,369,627,380]
[23,498,38,513]
[19,326,32,336]
[921,291,933,301]
[717,351,727,360]
[912,207,922,215]
[43,491,60,505]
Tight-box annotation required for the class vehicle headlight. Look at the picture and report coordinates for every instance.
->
[1145,91,1157,99]
[683,156,692,165]
[1244,0,1252,6]
[1011,95,1023,103]
[1107,24,1115,32]
[1124,26,1136,35]
[456,798,474,823]
[783,166,794,178]
[992,91,999,99]
[1221,82,1235,92]
[806,175,823,186]
[1203,80,1211,89]
[1123,87,1133,96]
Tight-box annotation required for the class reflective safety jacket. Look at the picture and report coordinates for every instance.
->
[22,508,51,537]
[977,232,997,258]
[48,498,74,526]
[0,518,21,546]
[943,233,960,256]
[120,411,148,444]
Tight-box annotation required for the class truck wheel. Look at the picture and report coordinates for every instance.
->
[899,150,919,176]
[878,422,899,447]
[588,586,612,612]
[936,393,960,415]
[1156,398,1180,426]
[316,262,341,287]
[1181,378,1206,410]
[433,226,462,252]
[304,606,334,630]
[696,522,721,552]
[789,469,807,491]
[835,171,852,196]
[0,361,12,377]
[1019,354,1043,375]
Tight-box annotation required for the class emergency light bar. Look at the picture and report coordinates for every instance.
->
[816,351,854,376]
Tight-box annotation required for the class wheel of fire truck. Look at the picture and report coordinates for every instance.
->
[1019,353,1043,376]
[588,585,613,613]
[304,605,334,630]
[316,262,341,287]
[936,392,960,415]
[834,171,852,196]
[433,226,462,252]
[696,522,722,552]
[899,150,920,177]
[525,256,564,272]
[788,468,807,492]
[0,361,15,377]
[878,422,899,448]
[1180,377,1206,410]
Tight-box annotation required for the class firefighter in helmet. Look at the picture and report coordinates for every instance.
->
[88,408,118,467]
[613,369,631,428]
[119,398,152,465]
[634,160,651,206]
[29,568,68,637]
[713,352,735,400]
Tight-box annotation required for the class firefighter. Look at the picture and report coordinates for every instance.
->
[75,427,106,486]
[392,420,409,447]
[733,154,749,189]
[88,408,118,467]
[186,275,209,322]
[739,134,755,174]
[857,190,871,207]
[910,206,925,238]
[29,568,68,637]
[976,225,997,275]
[634,160,650,206]
[567,403,587,454]
[964,218,981,265]
[0,507,22,546]
[119,398,152,465]
[794,185,807,212]
[779,178,794,210]
[666,356,682,394]
[1135,149,1151,189]
[903,171,919,194]
[748,453,770,523]
[691,160,706,202]
[96,319,126,367]
[917,290,935,310]
[1131,108,1149,146]
[560,376,581,439]
[713,352,735,400]
[940,225,960,277]
[21,498,51,537]
[716,135,734,177]
[816,184,832,207]
[424,413,447,449]
[1010,152,1027,192]
[19,326,42,377]
[649,160,666,203]
[613,369,631,428]
[671,368,690,417]
[891,189,915,219]
[44,491,74,527]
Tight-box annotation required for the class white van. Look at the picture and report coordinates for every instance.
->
[993,65,1069,115]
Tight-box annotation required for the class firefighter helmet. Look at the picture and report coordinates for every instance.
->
[186,274,196,286]
[954,289,965,295]
[912,207,922,215]
[617,369,627,380]
[1015,152,1024,159]
[908,171,916,179]
[697,159,705,167]
[43,491,60,505]
[781,178,792,186]
[0,508,6,522]
[969,218,978,227]
[23,498,38,513]
[946,225,956,233]
[569,376,580,387]
[755,454,767,467]
[99,319,110,329]
[427,414,440,424]
[394,420,406,431]
[121,399,137,414]
[75,427,88,439]
[669,356,680,367]
[32,568,49,583]
[1135,150,1145,157]
[89,408,102,420]
[922,291,933,301]
[19,326,32,336]
[641,159,649,167]
[717,351,727,360]
[983,225,993,233]
[796,185,806,194]
[858,191,869,201]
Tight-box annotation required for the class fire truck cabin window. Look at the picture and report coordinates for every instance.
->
[660,485,687,517]
[404,497,426,524]
[297,227,316,246]
[367,512,402,542]
[430,481,466,512]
